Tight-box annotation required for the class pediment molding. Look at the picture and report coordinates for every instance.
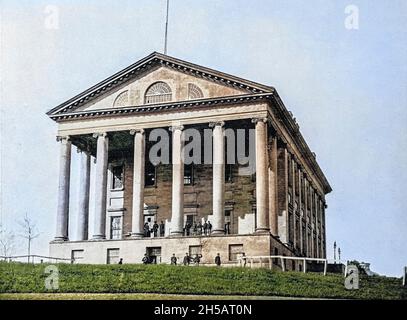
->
[47,52,275,117]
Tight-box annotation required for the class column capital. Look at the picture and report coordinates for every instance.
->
[251,117,268,125]
[130,129,145,135]
[56,135,70,142]
[92,132,108,139]
[169,125,184,132]
[209,121,225,128]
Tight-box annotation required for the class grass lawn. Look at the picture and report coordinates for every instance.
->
[0,293,310,300]
[0,262,405,300]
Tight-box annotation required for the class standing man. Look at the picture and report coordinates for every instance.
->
[144,222,150,237]
[215,253,221,266]
[194,254,201,266]
[184,222,191,236]
[183,253,190,266]
[171,254,177,265]
[241,252,247,267]
[118,258,123,265]
[159,221,165,237]
[203,221,208,235]
[197,221,203,235]
[208,221,212,234]
[153,221,159,237]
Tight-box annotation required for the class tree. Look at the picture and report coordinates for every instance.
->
[18,213,40,263]
[0,224,16,259]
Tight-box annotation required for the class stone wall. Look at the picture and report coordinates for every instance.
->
[50,233,297,267]
[121,161,256,236]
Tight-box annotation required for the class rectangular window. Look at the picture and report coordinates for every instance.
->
[112,165,124,190]
[107,248,120,264]
[145,161,156,187]
[229,244,244,261]
[71,250,84,264]
[184,164,193,185]
[189,245,202,257]
[110,216,122,240]
[225,210,232,234]
[146,247,162,264]
[225,164,233,183]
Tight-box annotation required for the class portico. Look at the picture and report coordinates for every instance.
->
[53,116,273,242]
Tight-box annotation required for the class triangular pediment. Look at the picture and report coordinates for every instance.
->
[47,52,274,116]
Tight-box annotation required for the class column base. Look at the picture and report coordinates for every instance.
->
[91,235,106,240]
[130,233,144,239]
[53,237,68,242]
[170,231,183,237]
[255,228,270,234]
[211,229,225,235]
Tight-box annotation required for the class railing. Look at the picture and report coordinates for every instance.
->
[0,255,73,264]
[237,255,331,276]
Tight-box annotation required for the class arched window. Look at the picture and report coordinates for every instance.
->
[144,81,172,104]
[113,91,129,107]
[188,83,204,99]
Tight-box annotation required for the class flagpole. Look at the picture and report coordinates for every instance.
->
[164,0,170,55]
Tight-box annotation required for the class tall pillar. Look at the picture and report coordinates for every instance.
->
[310,186,315,258]
[298,168,304,254]
[269,136,278,236]
[130,129,145,238]
[304,178,309,256]
[170,125,184,236]
[92,132,109,240]
[55,136,72,241]
[77,150,91,241]
[210,121,225,234]
[252,118,270,233]
[291,158,297,248]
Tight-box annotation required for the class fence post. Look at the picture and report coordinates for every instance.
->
[303,258,307,273]
[280,257,285,272]
[269,257,272,270]
[323,259,327,276]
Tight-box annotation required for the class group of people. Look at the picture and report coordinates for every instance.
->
[120,253,223,266]
[142,220,232,238]
[143,221,165,238]
[170,253,202,266]
[184,220,212,236]
[170,253,222,267]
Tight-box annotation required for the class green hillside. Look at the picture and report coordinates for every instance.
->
[0,262,405,300]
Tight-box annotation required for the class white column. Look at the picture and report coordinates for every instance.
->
[252,118,270,233]
[210,121,225,234]
[298,168,304,254]
[77,150,91,241]
[55,136,72,241]
[170,125,184,236]
[269,136,278,235]
[130,129,145,238]
[304,178,309,256]
[92,132,109,240]
[291,158,297,248]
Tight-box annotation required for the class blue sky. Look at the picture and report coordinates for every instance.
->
[0,0,406,276]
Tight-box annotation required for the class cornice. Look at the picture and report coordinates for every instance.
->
[49,93,273,121]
